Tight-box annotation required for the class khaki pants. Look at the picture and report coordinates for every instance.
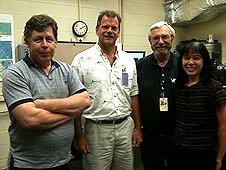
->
[83,116,135,170]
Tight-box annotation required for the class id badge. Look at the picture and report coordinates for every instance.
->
[159,97,168,111]
[122,72,128,86]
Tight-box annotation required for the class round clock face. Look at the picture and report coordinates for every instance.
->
[72,21,88,37]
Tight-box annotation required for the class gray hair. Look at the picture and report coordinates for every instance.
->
[148,21,175,38]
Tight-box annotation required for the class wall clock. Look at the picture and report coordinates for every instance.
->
[72,20,88,37]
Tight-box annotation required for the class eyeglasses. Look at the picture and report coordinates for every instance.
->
[150,34,172,42]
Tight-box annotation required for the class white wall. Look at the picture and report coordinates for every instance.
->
[0,83,9,169]
[0,0,166,57]
[122,0,165,53]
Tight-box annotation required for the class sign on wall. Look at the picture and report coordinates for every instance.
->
[0,14,15,81]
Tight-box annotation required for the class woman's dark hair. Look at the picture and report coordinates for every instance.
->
[175,41,216,87]
[24,14,58,42]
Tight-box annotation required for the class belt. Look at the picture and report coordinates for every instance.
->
[87,116,128,124]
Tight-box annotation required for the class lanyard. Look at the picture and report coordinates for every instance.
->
[156,67,168,98]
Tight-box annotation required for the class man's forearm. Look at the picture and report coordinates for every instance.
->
[34,91,90,116]
[131,95,142,130]
[12,103,72,130]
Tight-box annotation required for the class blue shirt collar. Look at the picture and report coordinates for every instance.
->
[23,53,60,68]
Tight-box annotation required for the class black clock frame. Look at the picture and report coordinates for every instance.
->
[72,21,88,37]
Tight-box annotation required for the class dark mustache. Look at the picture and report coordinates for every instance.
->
[103,33,114,38]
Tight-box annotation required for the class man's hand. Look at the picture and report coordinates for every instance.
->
[132,128,143,147]
[73,133,91,154]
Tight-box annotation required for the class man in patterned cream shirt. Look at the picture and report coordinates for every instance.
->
[71,10,143,170]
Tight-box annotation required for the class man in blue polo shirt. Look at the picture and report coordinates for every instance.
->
[2,14,91,170]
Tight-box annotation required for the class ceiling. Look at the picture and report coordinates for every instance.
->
[163,0,226,26]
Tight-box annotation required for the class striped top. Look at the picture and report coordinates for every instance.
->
[172,79,226,150]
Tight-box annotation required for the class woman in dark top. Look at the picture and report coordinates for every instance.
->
[172,41,226,170]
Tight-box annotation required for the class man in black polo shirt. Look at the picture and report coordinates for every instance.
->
[136,21,178,170]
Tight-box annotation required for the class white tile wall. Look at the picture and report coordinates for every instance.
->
[0,112,9,169]
[0,79,9,169]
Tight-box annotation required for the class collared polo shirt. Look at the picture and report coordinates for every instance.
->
[2,55,86,168]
